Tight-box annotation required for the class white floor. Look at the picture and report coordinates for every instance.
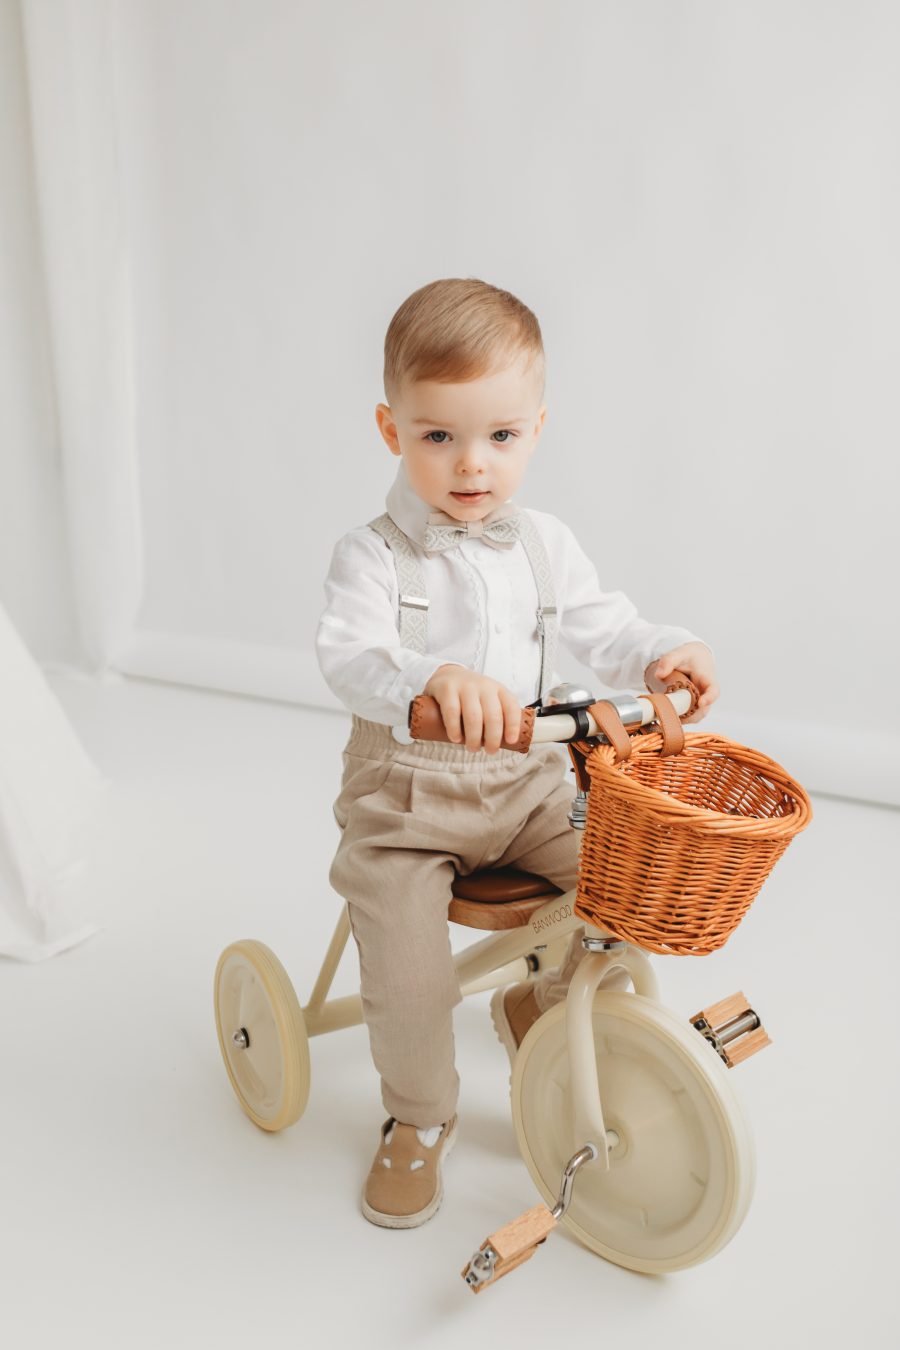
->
[2,673,897,1350]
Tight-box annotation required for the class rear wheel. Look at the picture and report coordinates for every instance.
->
[214,940,310,1132]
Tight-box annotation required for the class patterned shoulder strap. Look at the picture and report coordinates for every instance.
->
[516,511,559,703]
[367,513,428,655]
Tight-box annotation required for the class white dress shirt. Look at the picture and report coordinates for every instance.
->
[316,461,701,733]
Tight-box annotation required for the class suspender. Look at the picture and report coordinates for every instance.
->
[516,512,559,704]
[368,514,430,656]
[367,511,559,703]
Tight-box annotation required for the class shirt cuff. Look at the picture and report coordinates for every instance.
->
[386,656,468,726]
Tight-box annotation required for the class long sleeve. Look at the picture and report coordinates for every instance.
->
[557,520,704,691]
[316,529,464,725]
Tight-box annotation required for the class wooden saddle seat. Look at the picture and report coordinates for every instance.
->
[449,866,565,931]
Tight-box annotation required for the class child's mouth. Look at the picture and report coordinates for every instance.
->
[451,491,488,502]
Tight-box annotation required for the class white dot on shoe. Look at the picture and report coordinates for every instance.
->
[381,1158,392,1168]
[410,1160,424,1171]
[416,1125,442,1147]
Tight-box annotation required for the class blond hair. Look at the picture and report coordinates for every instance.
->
[383,278,544,403]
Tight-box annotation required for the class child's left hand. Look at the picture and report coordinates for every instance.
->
[644,641,719,724]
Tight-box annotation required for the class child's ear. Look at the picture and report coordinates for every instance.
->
[532,406,547,440]
[375,403,402,456]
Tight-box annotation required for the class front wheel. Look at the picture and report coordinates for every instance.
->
[511,992,755,1273]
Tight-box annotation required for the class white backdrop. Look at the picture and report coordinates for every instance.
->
[0,0,78,664]
[17,0,900,802]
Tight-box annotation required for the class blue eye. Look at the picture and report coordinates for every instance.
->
[423,428,517,444]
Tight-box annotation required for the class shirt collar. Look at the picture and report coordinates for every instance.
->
[385,460,431,545]
[385,459,516,548]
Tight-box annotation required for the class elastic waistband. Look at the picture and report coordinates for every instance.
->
[345,714,550,772]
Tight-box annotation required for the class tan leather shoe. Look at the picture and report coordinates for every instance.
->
[362,1115,458,1229]
[490,982,543,1068]
[492,968,633,1069]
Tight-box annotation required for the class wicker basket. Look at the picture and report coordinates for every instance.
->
[573,720,813,956]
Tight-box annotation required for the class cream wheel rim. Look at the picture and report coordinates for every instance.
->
[214,940,310,1132]
[511,993,755,1273]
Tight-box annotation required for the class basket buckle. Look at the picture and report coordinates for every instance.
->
[690,991,772,1068]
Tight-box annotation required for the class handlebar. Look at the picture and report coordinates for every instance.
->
[530,686,693,744]
[407,673,699,756]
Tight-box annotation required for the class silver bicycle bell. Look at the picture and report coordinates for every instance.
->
[540,682,596,714]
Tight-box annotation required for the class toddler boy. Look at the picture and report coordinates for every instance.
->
[316,278,717,1229]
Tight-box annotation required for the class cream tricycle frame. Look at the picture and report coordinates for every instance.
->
[214,679,808,1292]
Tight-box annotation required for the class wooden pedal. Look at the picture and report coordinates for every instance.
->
[461,1204,557,1293]
[690,990,771,1068]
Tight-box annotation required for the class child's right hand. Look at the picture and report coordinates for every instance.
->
[423,665,523,754]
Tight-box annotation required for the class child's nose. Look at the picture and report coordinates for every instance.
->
[456,442,487,472]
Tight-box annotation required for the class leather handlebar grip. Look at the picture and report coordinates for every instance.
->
[408,695,536,754]
[661,669,701,719]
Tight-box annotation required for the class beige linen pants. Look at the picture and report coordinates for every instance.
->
[329,714,589,1129]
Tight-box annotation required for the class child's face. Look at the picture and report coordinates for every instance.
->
[376,355,546,521]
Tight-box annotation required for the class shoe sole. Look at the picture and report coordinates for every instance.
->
[490,986,519,1073]
[361,1117,459,1230]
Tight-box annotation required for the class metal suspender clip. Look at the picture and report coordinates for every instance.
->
[535,605,558,702]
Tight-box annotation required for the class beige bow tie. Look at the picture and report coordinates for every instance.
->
[422,502,521,553]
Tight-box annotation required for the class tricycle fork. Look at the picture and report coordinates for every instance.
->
[565,934,659,1169]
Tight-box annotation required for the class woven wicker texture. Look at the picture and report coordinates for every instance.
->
[574,731,812,955]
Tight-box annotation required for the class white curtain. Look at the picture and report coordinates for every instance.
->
[20,0,143,672]
[15,0,900,808]
[0,606,102,959]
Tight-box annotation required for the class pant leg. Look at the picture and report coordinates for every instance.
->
[328,756,465,1129]
[334,847,462,1128]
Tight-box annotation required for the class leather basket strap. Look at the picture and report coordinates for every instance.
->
[567,741,593,791]
[587,700,633,762]
[641,691,685,757]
